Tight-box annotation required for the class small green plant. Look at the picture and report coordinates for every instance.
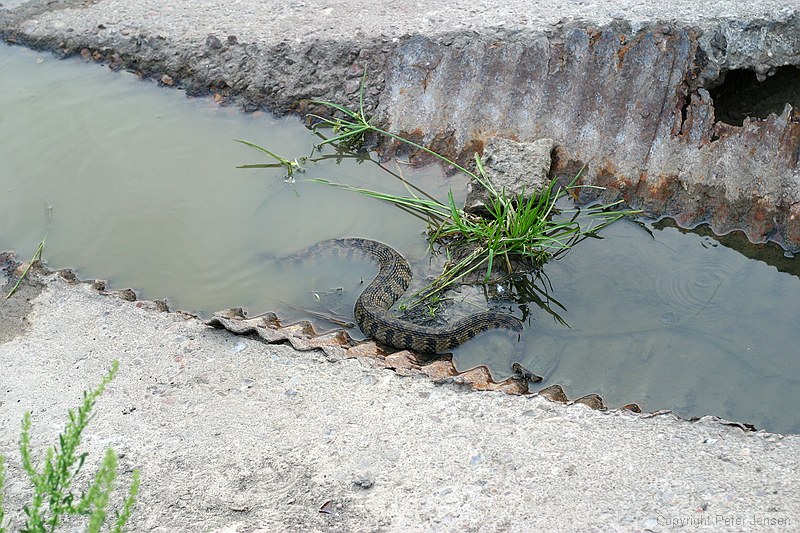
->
[0,360,140,533]
[0,458,7,531]
[3,235,46,303]
[311,166,631,307]
[234,139,307,179]
[306,69,477,178]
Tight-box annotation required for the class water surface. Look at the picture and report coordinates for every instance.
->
[0,44,455,314]
[456,221,800,433]
[1,44,798,433]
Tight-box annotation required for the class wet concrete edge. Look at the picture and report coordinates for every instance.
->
[0,257,769,435]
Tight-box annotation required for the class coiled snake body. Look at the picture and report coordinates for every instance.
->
[301,238,523,353]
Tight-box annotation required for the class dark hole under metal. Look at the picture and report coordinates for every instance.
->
[709,65,800,126]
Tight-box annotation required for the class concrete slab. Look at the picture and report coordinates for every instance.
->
[1,274,798,531]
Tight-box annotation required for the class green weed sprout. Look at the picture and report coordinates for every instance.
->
[0,360,140,533]
[234,139,307,179]
[3,235,46,303]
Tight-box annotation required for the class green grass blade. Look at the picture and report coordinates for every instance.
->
[233,139,291,163]
[3,235,46,303]
[308,100,363,121]
[314,126,371,147]
[236,163,285,169]
[369,126,478,179]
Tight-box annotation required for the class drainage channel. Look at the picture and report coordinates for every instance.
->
[1,43,799,434]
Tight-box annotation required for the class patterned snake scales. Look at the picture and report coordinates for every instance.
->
[297,238,523,353]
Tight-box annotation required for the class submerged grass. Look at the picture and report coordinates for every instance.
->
[239,68,639,309]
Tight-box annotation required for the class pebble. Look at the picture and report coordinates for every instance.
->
[642,517,658,529]
[206,34,222,49]
[353,477,374,489]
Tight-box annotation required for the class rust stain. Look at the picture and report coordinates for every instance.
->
[587,29,603,48]
[616,32,643,65]
[458,138,485,165]
[550,146,584,181]
[712,121,740,141]
[550,136,800,250]
[573,394,606,410]
[785,204,800,245]
[780,106,800,168]
[617,41,630,64]
[537,385,568,403]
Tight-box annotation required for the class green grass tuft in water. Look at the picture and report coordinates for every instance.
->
[238,67,640,310]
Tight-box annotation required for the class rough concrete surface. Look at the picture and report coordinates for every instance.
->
[1,0,800,531]
[1,274,799,532]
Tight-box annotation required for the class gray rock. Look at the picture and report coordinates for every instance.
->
[206,34,222,49]
[464,137,554,214]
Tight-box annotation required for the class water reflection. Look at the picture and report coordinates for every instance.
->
[654,218,800,276]
[497,220,800,434]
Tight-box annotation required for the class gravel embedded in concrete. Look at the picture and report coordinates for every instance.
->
[3,0,796,41]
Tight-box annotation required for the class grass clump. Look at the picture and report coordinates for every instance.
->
[238,68,638,308]
[0,360,140,533]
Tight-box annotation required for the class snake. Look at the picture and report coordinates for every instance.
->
[295,238,523,353]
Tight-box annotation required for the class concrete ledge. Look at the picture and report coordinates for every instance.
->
[0,272,798,531]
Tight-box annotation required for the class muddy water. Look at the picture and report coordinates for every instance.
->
[456,221,800,433]
[1,44,799,434]
[0,44,456,315]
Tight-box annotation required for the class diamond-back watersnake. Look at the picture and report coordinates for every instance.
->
[296,238,523,353]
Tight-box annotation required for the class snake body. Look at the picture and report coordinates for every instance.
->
[303,238,523,353]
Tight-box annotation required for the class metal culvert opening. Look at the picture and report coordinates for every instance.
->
[709,65,800,126]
